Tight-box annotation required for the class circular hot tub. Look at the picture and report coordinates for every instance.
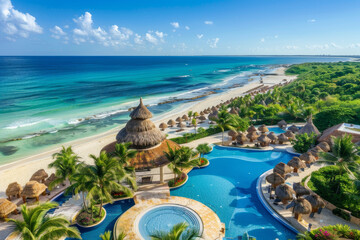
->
[136,204,203,239]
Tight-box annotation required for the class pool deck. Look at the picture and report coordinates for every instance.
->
[114,185,225,240]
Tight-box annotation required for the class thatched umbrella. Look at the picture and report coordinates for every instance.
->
[299,152,316,165]
[293,182,310,198]
[0,199,18,218]
[275,184,295,204]
[305,194,325,213]
[273,162,292,177]
[278,120,287,129]
[208,110,219,121]
[267,132,278,144]
[258,124,269,133]
[293,198,312,221]
[200,111,205,116]
[278,133,288,144]
[288,125,299,133]
[298,115,320,136]
[228,130,238,141]
[230,107,237,115]
[284,130,295,140]
[246,131,259,143]
[6,182,22,200]
[198,115,207,123]
[287,157,306,173]
[167,119,176,127]
[317,142,330,152]
[178,122,186,130]
[236,133,248,145]
[30,169,48,183]
[258,133,270,147]
[309,146,323,159]
[159,122,167,131]
[266,172,285,188]
[203,110,209,114]
[182,114,189,121]
[176,117,182,123]
[211,106,217,112]
[22,181,47,203]
[247,125,257,133]
[45,173,58,188]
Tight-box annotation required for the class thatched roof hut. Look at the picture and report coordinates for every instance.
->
[236,133,248,145]
[211,106,218,112]
[278,120,287,129]
[278,133,288,144]
[273,162,292,177]
[182,114,189,121]
[288,125,299,133]
[167,119,176,127]
[176,116,182,123]
[228,130,238,141]
[199,115,207,122]
[30,169,48,183]
[317,123,360,145]
[6,182,22,200]
[267,132,278,144]
[275,184,295,204]
[45,173,58,188]
[258,124,269,133]
[309,146,323,159]
[116,98,165,149]
[200,111,204,116]
[293,182,310,198]
[305,194,325,213]
[298,115,320,136]
[287,157,306,173]
[266,172,285,188]
[258,133,270,147]
[317,142,331,152]
[247,125,257,133]
[0,199,17,218]
[159,123,167,131]
[284,130,295,140]
[246,131,259,142]
[22,181,47,203]
[208,110,219,121]
[293,198,312,221]
[299,152,316,164]
[230,108,237,115]
[178,122,186,129]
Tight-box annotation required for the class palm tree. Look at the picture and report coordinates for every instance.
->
[196,143,211,159]
[191,118,197,134]
[164,143,181,183]
[9,202,81,240]
[111,142,137,166]
[187,111,193,121]
[150,222,200,240]
[48,146,81,189]
[177,147,199,173]
[100,230,126,240]
[65,163,90,210]
[214,110,235,145]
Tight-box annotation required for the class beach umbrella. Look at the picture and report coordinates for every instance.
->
[236,133,248,145]
[284,130,296,140]
[230,107,238,115]
[299,152,316,165]
[0,198,18,218]
[273,162,292,177]
[30,169,48,183]
[45,173,58,188]
[207,107,211,111]
[287,157,306,173]
[267,132,278,144]
[247,125,257,133]
[193,112,199,118]
[199,115,207,122]
[309,146,323,159]
[200,111,204,116]
[208,110,219,121]
[182,114,189,121]
[293,182,310,198]
[278,133,288,144]
[258,124,269,133]
[317,142,330,152]
[288,125,299,133]
[159,122,167,131]
[293,197,312,221]
[298,115,320,136]
[22,181,47,203]
[178,122,186,130]
[176,117,182,123]
[257,133,270,147]
[246,131,259,143]
[266,172,285,188]
[167,119,176,127]
[6,182,22,200]
[275,184,295,204]
[305,194,325,213]
[203,110,209,114]
[277,120,287,129]
[228,130,238,141]
[211,106,217,112]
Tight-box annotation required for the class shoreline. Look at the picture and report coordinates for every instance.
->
[0,67,296,198]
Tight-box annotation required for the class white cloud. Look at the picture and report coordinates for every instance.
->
[196,34,203,39]
[185,26,190,30]
[204,20,213,25]
[110,25,133,40]
[50,26,68,42]
[208,37,219,48]
[146,32,158,44]
[330,42,342,49]
[0,0,42,39]
[285,45,299,50]
[134,33,143,44]
[274,35,278,39]
[170,22,179,28]
[260,38,265,43]
[308,19,316,23]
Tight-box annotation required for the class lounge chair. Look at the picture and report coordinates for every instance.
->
[141,176,152,184]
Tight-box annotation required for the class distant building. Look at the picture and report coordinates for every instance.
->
[317,123,360,145]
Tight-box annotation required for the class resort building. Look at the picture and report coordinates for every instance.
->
[318,123,360,145]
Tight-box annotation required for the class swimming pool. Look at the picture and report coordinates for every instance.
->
[266,126,285,135]
[171,145,297,239]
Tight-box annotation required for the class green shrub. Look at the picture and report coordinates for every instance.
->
[170,126,222,144]
[291,133,316,153]
[296,224,360,240]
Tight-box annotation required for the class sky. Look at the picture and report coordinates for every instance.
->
[1,0,360,56]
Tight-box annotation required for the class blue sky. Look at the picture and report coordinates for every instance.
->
[1,0,360,55]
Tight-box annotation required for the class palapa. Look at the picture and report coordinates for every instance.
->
[178,122,186,129]
[0,198,17,218]
[200,111,204,116]
[266,172,285,188]
[176,116,182,123]
[273,162,292,177]
[293,197,312,221]
[305,194,325,213]
[278,133,288,144]
[284,130,295,140]
[230,107,238,115]
[208,110,219,121]
[211,106,217,112]
[247,125,257,133]
[44,173,58,187]
[257,133,270,147]
[159,122,167,131]
[275,184,295,204]
[288,125,299,133]
[182,114,189,121]
[278,120,287,129]
[317,142,330,152]
[299,152,316,164]
[293,182,310,198]
[228,130,238,141]
[246,131,259,142]
[287,157,306,173]
[267,132,278,144]
[22,181,47,203]
[298,115,320,136]
[198,115,207,122]
[6,182,22,200]
[258,124,269,133]
[30,169,48,183]
[167,119,176,127]
[236,133,248,145]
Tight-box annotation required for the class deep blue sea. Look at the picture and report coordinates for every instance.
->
[0,56,351,163]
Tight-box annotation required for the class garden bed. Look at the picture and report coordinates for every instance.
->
[76,206,106,228]
[198,157,209,168]
[168,175,188,189]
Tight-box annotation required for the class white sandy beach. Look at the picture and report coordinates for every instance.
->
[0,67,296,198]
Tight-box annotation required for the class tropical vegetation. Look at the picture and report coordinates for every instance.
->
[296,224,360,240]
[196,143,211,166]
[291,133,316,153]
[150,222,200,240]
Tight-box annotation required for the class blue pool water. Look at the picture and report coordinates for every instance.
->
[267,126,286,135]
[138,204,202,240]
[171,145,297,240]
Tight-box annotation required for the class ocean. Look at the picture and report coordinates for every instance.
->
[0,56,352,164]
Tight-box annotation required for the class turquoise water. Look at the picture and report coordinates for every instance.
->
[262,126,285,135]
[171,145,297,239]
[0,56,350,163]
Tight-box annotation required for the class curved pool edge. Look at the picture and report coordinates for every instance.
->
[256,169,300,235]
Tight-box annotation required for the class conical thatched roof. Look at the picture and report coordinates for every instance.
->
[258,133,270,143]
[200,111,204,116]
[267,132,278,140]
[182,115,189,121]
[247,125,257,133]
[45,173,58,187]
[293,182,310,197]
[299,152,316,164]
[159,123,167,130]
[178,122,186,129]
[116,98,165,149]
[211,106,218,112]
[167,119,176,127]
[266,173,285,187]
[305,194,325,209]
[273,162,292,176]
[275,184,295,201]
[30,169,48,183]
[284,130,295,139]
[278,133,288,142]
[208,110,219,121]
[6,182,22,198]
[293,198,312,215]
[230,108,237,115]
[176,117,182,123]
[287,157,306,169]
[22,181,47,198]
[199,115,207,121]
[288,125,299,133]
[246,131,259,141]
[278,120,287,128]
[228,130,238,137]
[258,124,269,133]
[317,142,331,152]
[298,115,320,136]
[236,133,248,143]
[0,199,17,218]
